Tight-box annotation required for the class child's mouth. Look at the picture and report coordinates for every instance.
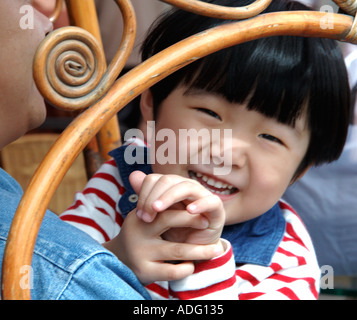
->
[188,170,239,197]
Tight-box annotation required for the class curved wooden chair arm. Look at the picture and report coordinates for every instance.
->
[160,0,272,19]
[2,0,357,299]
[48,0,64,23]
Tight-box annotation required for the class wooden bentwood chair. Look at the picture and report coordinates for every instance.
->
[2,0,357,300]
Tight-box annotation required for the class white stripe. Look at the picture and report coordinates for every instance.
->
[170,241,235,292]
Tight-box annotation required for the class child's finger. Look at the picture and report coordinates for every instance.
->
[145,261,195,283]
[186,194,225,229]
[151,209,210,235]
[151,179,212,213]
[128,170,147,195]
[137,175,198,223]
[130,172,165,222]
[153,241,222,263]
[146,239,224,282]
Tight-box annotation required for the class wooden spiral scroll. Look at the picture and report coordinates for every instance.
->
[33,27,106,111]
[34,0,136,111]
[2,0,357,300]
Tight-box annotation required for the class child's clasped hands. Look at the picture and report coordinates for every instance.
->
[115,170,226,284]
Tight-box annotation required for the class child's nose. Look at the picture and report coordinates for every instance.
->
[211,134,248,172]
[229,138,249,169]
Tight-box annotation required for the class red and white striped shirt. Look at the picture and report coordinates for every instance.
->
[60,141,320,300]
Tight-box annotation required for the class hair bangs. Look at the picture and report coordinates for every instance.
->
[181,35,313,128]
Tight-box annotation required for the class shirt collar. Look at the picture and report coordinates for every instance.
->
[109,144,286,267]
[222,202,286,266]
[109,144,153,217]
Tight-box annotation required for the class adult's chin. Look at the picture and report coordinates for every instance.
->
[28,85,48,131]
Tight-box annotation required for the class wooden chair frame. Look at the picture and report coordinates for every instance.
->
[1,0,357,299]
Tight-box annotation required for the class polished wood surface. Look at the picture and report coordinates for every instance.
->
[49,0,64,23]
[161,0,272,18]
[37,0,136,160]
[2,0,357,299]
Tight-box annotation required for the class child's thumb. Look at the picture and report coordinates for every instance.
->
[128,170,147,195]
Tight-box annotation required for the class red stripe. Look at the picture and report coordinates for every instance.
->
[63,194,124,230]
[279,201,307,229]
[95,206,110,216]
[280,201,310,251]
[66,199,83,211]
[279,201,297,215]
[285,222,308,250]
[269,273,298,283]
[276,247,306,265]
[170,275,236,300]
[308,278,319,299]
[60,215,110,242]
[194,244,232,273]
[295,276,319,299]
[239,291,265,300]
[235,269,260,287]
[64,199,113,219]
[106,159,117,167]
[277,287,299,300]
[92,172,126,195]
[146,283,169,299]
[269,274,318,299]
[282,235,306,247]
[83,187,116,209]
[270,262,282,272]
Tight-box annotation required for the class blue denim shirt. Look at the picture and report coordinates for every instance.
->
[110,144,286,267]
[0,169,150,300]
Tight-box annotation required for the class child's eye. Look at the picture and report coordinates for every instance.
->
[196,108,222,121]
[259,134,283,145]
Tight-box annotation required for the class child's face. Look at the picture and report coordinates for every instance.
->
[0,0,53,148]
[141,86,310,225]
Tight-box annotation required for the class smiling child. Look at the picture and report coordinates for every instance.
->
[60,0,351,299]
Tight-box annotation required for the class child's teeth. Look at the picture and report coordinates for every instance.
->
[215,181,223,188]
[208,179,223,189]
[191,171,235,191]
[207,178,216,187]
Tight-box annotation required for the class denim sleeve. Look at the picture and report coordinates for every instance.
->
[58,252,151,300]
[0,170,151,300]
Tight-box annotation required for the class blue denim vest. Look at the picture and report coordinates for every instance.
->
[0,168,150,300]
[110,144,286,267]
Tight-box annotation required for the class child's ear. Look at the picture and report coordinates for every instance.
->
[140,89,154,122]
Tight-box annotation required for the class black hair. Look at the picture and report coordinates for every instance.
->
[141,0,351,179]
